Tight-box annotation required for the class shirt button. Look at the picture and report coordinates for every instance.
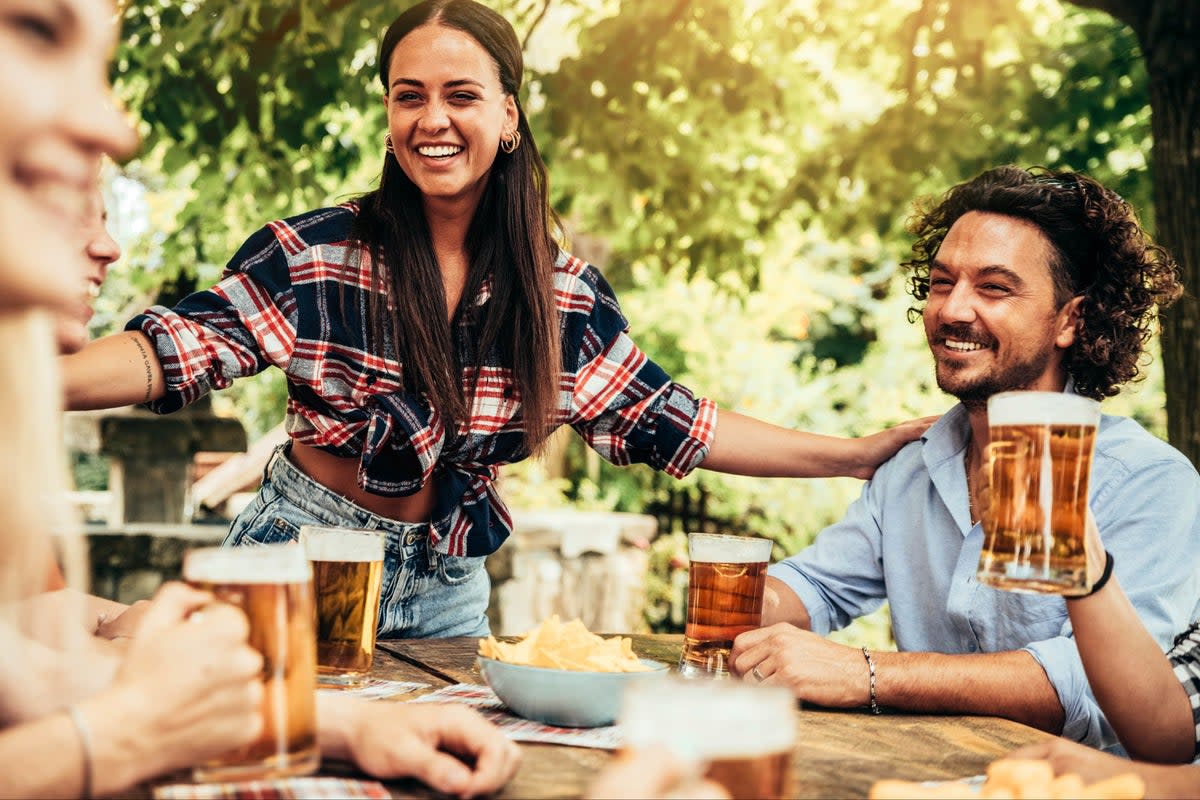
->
[967,643,978,652]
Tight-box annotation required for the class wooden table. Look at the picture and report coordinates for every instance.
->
[364,635,1052,799]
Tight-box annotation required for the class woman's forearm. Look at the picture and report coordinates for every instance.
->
[1068,577,1195,763]
[700,409,863,478]
[60,331,166,411]
[0,711,88,798]
[701,408,930,480]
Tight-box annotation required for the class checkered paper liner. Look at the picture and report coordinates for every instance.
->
[412,683,623,749]
[316,678,429,700]
[153,777,390,799]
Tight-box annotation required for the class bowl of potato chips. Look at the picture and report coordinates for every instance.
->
[477,615,670,727]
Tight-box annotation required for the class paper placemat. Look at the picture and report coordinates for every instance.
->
[412,683,622,749]
[154,777,391,799]
[317,678,429,700]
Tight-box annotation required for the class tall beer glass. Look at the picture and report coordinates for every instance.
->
[620,678,797,800]
[977,391,1101,595]
[299,525,385,688]
[679,533,772,678]
[183,545,318,782]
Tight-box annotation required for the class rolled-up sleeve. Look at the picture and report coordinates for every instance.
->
[125,224,297,414]
[1026,453,1200,748]
[767,477,888,635]
[566,267,716,478]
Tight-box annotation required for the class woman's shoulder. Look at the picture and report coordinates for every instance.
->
[552,249,617,305]
[225,203,362,275]
[265,203,361,250]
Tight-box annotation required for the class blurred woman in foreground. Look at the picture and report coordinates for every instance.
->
[0,1,519,797]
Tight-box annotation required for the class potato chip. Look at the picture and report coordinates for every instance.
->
[477,614,652,672]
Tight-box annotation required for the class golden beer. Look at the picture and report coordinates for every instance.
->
[620,678,796,800]
[184,545,318,782]
[977,392,1100,595]
[300,526,385,688]
[680,533,772,678]
[707,750,793,800]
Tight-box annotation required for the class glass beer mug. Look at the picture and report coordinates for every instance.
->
[299,525,386,689]
[183,544,319,782]
[976,391,1101,595]
[679,532,772,678]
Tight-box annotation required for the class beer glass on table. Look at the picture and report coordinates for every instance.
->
[183,544,318,782]
[299,525,385,689]
[977,391,1101,595]
[620,678,797,800]
[679,532,772,678]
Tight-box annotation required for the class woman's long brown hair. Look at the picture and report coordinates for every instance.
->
[351,0,562,455]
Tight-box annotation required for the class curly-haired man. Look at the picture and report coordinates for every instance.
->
[729,166,1200,752]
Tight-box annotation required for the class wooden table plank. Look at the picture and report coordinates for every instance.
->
[374,636,1052,799]
[141,635,1052,799]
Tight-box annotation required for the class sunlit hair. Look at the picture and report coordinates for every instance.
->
[0,311,89,696]
[351,0,562,455]
[902,165,1184,399]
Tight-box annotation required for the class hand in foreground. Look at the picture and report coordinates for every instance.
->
[1005,739,1134,784]
[584,746,729,800]
[319,696,521,799]
[95,599,152,640]
[91,582,264,782]
[730,623,867,707]
[851,415,940,480]
[1004,738,1200,799]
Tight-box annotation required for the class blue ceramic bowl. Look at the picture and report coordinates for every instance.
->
[477,656,670,728]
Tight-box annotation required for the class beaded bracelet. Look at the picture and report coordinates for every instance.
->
[861,646,881,715]
[66,705,94,800]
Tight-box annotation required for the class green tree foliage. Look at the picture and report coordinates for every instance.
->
[104,2,1188,629]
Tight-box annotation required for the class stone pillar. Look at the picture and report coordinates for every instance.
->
[66,397,248,603]
[98,396,247,525]
[486,510,658,635]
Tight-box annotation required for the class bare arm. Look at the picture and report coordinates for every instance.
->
[60,331,165,411]
[701,409,934,480]
[731,624,1065,734]
[760,576,812,630]
[1067,574,1194,762]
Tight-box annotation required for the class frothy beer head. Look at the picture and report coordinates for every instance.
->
[184,545,311,584]
[621,678,796,758]
[301,527,385,563]
[987,391,1100,428]
[688,533,773,565]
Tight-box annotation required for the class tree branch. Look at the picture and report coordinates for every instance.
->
[522,0,554,53]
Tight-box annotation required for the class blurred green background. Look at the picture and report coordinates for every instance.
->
[88,0,1185,641]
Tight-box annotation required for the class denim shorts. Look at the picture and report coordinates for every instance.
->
[222,443,490,639]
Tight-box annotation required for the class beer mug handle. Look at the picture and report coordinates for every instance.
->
[980,440,1018,531]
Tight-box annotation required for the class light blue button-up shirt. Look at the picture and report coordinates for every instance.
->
[769,402,1200,749]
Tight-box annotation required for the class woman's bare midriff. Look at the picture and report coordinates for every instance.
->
[288,440,435,523]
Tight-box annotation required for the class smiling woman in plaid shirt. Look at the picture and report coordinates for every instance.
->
[62,0,930,639]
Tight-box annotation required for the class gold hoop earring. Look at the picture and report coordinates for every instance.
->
[384,133,395,154]
[500,130,521,154]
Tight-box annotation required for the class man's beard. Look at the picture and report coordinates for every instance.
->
[933,329,1057,411]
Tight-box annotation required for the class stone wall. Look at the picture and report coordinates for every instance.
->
[86,510,660,634]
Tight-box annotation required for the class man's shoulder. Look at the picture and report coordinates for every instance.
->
[1096,414,1197,478]
[870,438,932,485]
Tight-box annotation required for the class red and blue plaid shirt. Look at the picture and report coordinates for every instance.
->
[128,204,717,556]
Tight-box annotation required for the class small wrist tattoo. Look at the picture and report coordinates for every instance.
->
[132,337,154,403]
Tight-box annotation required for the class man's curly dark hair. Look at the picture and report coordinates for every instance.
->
[902,165,1184,400]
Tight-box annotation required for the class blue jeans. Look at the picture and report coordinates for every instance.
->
[222,444,490,639]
